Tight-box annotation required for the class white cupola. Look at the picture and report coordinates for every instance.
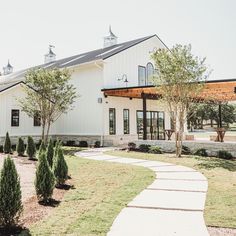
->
[3,60,13,75]
[103,26,118,48]
[44,45,56,64]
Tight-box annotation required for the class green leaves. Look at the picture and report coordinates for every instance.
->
[19,68,77,142]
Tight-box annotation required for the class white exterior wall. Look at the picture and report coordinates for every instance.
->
[0,85,57,137]
[103,36,164,88]
[103,96,171,145]
[55,64,104,136]
[0,64,104,142]
[0,35,175,146]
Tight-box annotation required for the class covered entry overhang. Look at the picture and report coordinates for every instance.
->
[102,79,236,140]
[102,79,236,102]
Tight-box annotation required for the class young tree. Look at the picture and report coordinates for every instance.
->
[152,44,209,157]
[53,147,68,187]
[35,152,55,203]
[26,136,36,160]
[0,156,22,226]
[18,68,77,143]
[46,139,54,168]
[3,132,11,154]
[16,137,25,156]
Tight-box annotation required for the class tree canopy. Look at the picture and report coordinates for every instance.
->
[152,44,209,157]
[19,68,77,142]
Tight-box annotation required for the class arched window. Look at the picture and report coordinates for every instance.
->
[146,62,154,85]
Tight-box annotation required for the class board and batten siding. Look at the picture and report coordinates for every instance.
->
[0,84,57,137]
[55,64,104,136]
[103,36,165,88]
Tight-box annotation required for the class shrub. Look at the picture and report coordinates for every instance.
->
[139,144,151,153]
[181,145,191,155]
[26,136,36,160]
[194,148,208,157]
[11,144,17,152]
[149,146,162,154]
[54,139,61,158]
[66,140,76,147]
[0,156,22,226]
[38,141,46,156]
[35,152,55,203]
[3,132,11,154]
[94,141,101,148]
[128,142,136,151]
[53,147,68,187]
[46,139,54,168]
[79,141,88,147]
[36,139,42,150]
[0,145,3,153]
[16,137,25,156]
[217,150,233,160]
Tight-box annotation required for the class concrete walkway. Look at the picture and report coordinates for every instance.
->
[77,148,209,236]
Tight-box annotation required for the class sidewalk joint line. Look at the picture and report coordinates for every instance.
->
[156,178,207,181]
[127,205,204,212]
[146,188,207,193]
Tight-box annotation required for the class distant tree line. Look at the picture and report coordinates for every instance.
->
[187,103,236,130]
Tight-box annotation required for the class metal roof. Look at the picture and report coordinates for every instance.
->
[0,35,156,90]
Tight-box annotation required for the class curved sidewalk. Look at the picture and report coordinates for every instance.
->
[77,148,209,236]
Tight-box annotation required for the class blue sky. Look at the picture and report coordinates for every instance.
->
[0,0,235,80]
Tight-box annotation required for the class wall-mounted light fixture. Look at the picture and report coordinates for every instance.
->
[117,74,129,87]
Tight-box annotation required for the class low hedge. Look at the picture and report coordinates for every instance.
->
[217,150,234,160]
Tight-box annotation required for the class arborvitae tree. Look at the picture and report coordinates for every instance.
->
[26,136,36,160]
[46,139,54,168]
[35,152,55,203]
[3,132,11,154]
[16,137,25,156]
[53,147,68,187]
[38,140,46,156]
[53,139,61,158]
[0,156,22,226]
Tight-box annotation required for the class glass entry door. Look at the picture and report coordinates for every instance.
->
[137,111,165,140]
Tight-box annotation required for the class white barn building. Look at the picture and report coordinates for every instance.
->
[0,29,173,146]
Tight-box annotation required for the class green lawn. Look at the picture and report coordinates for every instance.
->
[106,150,236,228]
[26,148,154,235]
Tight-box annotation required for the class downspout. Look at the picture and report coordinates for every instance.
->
[94,61,105,146]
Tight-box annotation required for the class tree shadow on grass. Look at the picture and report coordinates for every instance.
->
[196,157,236,172]
[0,225,31,236]
[38,198,61,207]
[55,183,75,190]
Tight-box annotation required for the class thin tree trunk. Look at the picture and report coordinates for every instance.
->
[45,121,51,144]
[41,123,46,143]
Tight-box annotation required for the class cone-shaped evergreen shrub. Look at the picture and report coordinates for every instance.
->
[53,147,68,187]
[3,132,11,154]
[53,139,61,158]
[26,136,36,160]
[35,152,55,203]
[38,140,46,156]
[0,156,22,226]
[16,137,25,156]
[46,139,54,168]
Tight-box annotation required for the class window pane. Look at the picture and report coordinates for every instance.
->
[138,66,146,86]
[11,109,19,127]
[123,109,130,134]
[137,111,143,139]
[34,111,41,126]
[109,108,116,135]
[146,63,154,85]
